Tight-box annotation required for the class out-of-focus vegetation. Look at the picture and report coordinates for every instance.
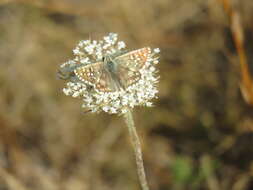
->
[1,0,253,189]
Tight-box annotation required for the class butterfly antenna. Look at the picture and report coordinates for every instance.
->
[82,109,92,114]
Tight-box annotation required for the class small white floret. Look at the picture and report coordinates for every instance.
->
[154,48,160,53]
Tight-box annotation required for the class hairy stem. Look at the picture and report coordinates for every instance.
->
[123,109,150,190]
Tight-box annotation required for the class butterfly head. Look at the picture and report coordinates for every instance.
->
[103,56,117,74]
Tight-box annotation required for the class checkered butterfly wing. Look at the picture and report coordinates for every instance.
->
[114,47,151,89]
[74,47,151,92]
[74,62,115,92]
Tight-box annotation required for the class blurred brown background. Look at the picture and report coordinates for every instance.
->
[1,0,253,189]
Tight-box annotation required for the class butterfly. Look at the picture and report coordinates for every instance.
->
[74,47,152,92]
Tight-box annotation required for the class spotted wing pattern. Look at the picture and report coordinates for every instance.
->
[114,47,151,89]
[74,62,115,92]
[74,47,151,92]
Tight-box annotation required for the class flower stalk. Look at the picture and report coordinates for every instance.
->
[123,109,150,190]
[58,33,160,189]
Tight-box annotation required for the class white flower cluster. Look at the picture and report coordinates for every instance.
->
[59,33,160,114]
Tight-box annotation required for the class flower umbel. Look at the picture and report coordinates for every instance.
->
[58,33,160,114]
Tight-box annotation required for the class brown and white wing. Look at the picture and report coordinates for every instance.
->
[74,62,114,92]
[114,47,151,88]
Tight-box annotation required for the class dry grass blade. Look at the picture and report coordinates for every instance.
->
[220,0,253,105]
[0,167,30,190]
[201,155,220,190]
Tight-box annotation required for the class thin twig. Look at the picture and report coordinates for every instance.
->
[219,0,253,105]
[123,109,150,190]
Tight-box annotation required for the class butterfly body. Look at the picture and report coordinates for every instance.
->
[74,47,151,92]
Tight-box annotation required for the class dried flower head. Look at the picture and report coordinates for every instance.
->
[58,33,160,114]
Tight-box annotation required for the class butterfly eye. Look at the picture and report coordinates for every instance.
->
[86,84,94,91]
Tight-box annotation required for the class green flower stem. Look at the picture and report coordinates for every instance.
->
[123,109,150,190]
